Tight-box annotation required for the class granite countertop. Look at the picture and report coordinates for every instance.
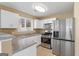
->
[0,33,15,41]
[0,32,41,41]
[12,32,42,40]
[12,31,42,37]
[16,33,41,38]
[0,37,14,41]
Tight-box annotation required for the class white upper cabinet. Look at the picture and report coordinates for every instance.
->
[0,9,19,28]
[34,20,43,28]
[42,18,56,24]
[34,18,56,29]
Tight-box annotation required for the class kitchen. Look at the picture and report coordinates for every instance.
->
[0,2,75,56]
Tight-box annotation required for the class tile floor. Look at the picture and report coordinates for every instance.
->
[37,46,56,56]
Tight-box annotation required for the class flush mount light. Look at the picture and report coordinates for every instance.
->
[34,5,45,12]
[33,3,47,13]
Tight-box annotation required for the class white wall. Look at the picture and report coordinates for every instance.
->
[74,2,79,56]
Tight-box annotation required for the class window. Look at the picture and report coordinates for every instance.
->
[20,18,25,28]
[18,17,33,32]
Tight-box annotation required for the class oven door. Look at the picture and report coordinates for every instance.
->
[41,37,51,49]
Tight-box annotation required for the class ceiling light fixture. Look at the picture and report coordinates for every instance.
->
[33,3,47,13]
[35,5,45,12]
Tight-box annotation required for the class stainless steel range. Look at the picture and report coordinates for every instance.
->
[41,32,52,49]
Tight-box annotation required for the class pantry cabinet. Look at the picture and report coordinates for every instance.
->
[0,9,19,28]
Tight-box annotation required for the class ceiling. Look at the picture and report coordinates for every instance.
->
[0,2,74,17]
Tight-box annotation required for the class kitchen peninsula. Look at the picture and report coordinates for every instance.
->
[0,31,41,56]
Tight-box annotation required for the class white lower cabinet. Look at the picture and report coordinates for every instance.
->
[0,38,13,55]
[13,44,37,56]
[27,35,41,46]
[32,35,41,46]
[12,35,41,56]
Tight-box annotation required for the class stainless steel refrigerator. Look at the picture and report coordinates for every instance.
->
[51,18,75,56]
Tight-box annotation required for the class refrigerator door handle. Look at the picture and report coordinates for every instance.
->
[53,38,75,42]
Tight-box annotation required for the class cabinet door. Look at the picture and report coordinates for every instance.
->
[13,44,37,56]
[1,10,10,28]
[1,39,13,55]
[26,35,41,46]
[31,35,41,46]
[9,13,19,28]
[35,35,41,46]
[1,10,18,28]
